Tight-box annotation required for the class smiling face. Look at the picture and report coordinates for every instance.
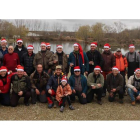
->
[74,46,79,51]
[57,48,63,53]
[55,68,62,76]
[8,46,14,54]
[41,45,46,51]
[129,48,135,53]
[112,69,119,76]
[91,45,96,51]
[74,70,81,76]
[28,49,33,54]
[17,42,23,47]
[136,71,140,78]
[37,64,43,74]
[1,42,7,47]
[0,71,7,77]
[94,70,100,75]
[17,70,24,78]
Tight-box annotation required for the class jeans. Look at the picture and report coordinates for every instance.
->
[127,88,140,102]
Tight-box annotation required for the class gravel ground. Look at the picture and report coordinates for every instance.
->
[0,94,140,120]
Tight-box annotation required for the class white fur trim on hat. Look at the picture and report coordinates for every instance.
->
[1,40,7,43]
[40,43,46,47]
[17,69,24,71]
[94,68,101,71]
[74,69,81,71]
[0,69,7,72]
[17,40,23,43]
[129,46,135,49]
[61,80,67,83]
[112,68,119,71]
[57,45,63,49]
[27,47,34,50]
[73,44,79,47]
[134,69,140,74]
[91,44,97,47]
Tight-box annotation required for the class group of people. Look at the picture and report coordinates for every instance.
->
[0,38,140,112]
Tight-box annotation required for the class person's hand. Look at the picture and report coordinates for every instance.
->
[53,60,58,64]
[48,69,51,74]
[81,93,86,98]
[23,72,27,76]
[8,70,12,74]
[0,90,2,93]
[136,95,140,100]
[41,90,45,95]
[89,61,93,65]
[48,89,52,94]
[133,87,138,93]
[111,88,116,93]
[91,86,96,89]
[85,71,88,75]
[97,84,101,88]
[35,89,40,95]
[72,89,76,93]
[70,63,74,67]
[109,92,113,97]
[18,91,23,96]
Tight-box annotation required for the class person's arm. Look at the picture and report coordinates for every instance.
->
[96,74,104,89]
[82,76,87,94]
[87,73,97,87]
[30,74,37,89]
[116,75,124,91]
[56,86,62,97]
[33,54,37,69]
[106,74,111,93]
[20,54,25,66]
[17,54,20,65]
[48,55,54,65]
[84,52,89,72]
[127,76,135,89]
[112,54,116,67]
[68,76,74,90]
[22,76,31,94]
[124,57,128,69]
[68,53,72,66]
[66,84,72,95]
[99,52,104,68]
[46,76,53,91]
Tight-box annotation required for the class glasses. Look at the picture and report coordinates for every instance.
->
[18,42,22,44]
[75,71,80,73]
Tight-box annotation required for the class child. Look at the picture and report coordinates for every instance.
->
[56,76,75,112]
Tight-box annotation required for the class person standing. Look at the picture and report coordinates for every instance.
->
[46,43,54,54]
[125,44,139,78]
[101,43,116,96]
[33,42,53,74]
[21,45,35,76]
[14,39,27,63]
[3,46,20,72]
[86,42,104,74]
[68,43,89,75]
[49,45,69,75]
[0,38,8,56]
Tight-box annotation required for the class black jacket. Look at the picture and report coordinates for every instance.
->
[86,50,104,73]
[14,45,27,63]
[21,52,35,76]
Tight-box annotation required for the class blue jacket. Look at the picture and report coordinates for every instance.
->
[68,51,89,75]
[0,47,8,56]
[68,74,87,94]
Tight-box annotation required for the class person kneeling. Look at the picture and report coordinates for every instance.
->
[10,65,31,107]
[127,68,140,106]
[56,77,74,112]
[107,66,124,104]
[87,66,104,105]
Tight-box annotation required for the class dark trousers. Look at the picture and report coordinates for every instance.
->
[70,91,87,104]
[61,96,71,107]
[10,91,31,107]
[87,88,103,102]
[120,71,126,92]
[108,89,124,102]
[0,92,10,106]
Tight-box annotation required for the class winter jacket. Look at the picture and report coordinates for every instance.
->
[56,84,72,102]
[33,50,53,70]
[14,45,27,63]
[3,53,20,72]
[87,72,104,94]
[102,50,116,72]
[68,74,87,94]
[21,52,35,76]
[46,73,64,92]
[114,53,128,72]
[49,51,69,73]
[0,47,8,56]
[68,51,89,75]
[86,50,104,73]
[11,74,31,94]
[106,73,123,93]
[30,70,50,90]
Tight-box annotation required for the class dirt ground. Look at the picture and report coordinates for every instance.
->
[0,94,140,120]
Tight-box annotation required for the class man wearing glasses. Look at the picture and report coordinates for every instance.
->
[14,39,27,63]
[69,66,87,104]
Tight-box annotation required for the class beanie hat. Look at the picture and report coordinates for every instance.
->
[27,45,34,50]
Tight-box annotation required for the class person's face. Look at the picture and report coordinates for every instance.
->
[91,45,96,51]
[17,71,24,78]
[129,48,135,53]
[74,71,81,76]
[0,71,7,77]
[74,46,79,51]
[55,69,62,75]
[41,45,46,51]
[28,49,33,54]
[61,81,67,86]
[17,42,23,47]
[116,51,121,55]
[136,71,140,78]
[57,48,62,53]
[104,48,110,51]
[37,65,43,73]
[1,42,7,47]
[8,46,14,54]
[94,70,100,75]
[112,70,119,76]
[47,46,51,50]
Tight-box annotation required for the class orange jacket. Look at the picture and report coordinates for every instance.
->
[56,84,72,102]
[114,53,128,72]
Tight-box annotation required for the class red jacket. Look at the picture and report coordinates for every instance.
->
[3,53,20,72]
[0,73,15,93]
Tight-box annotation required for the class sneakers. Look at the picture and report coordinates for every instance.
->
[119,99,123,104]
[131,101,135,106]
[69,105,75,110]
[97,100,102,105]
[60,106,64,112]
[48,103,54,108]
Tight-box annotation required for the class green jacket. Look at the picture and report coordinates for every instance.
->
[87,72,104,94]
[48,52,69,73]
[11,74,31,94]
[33,50,53,70]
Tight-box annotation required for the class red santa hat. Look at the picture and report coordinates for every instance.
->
[74,66,81,71]
[1,38,7,43]
[27,45,34,50]
[61,77,67,83]
[40,42,46,47]
[104,43,111,49]
[129,44,135,49]
[57,45,63,49]
[94,66,102,72]
[16,65,24,72]
[0,66,8,72]
[46,43,51,47]
[17,39,23,43]
[134,68,140,74]
[91,42,97,47]
[73,43,85,65]
[112,66,119,71]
